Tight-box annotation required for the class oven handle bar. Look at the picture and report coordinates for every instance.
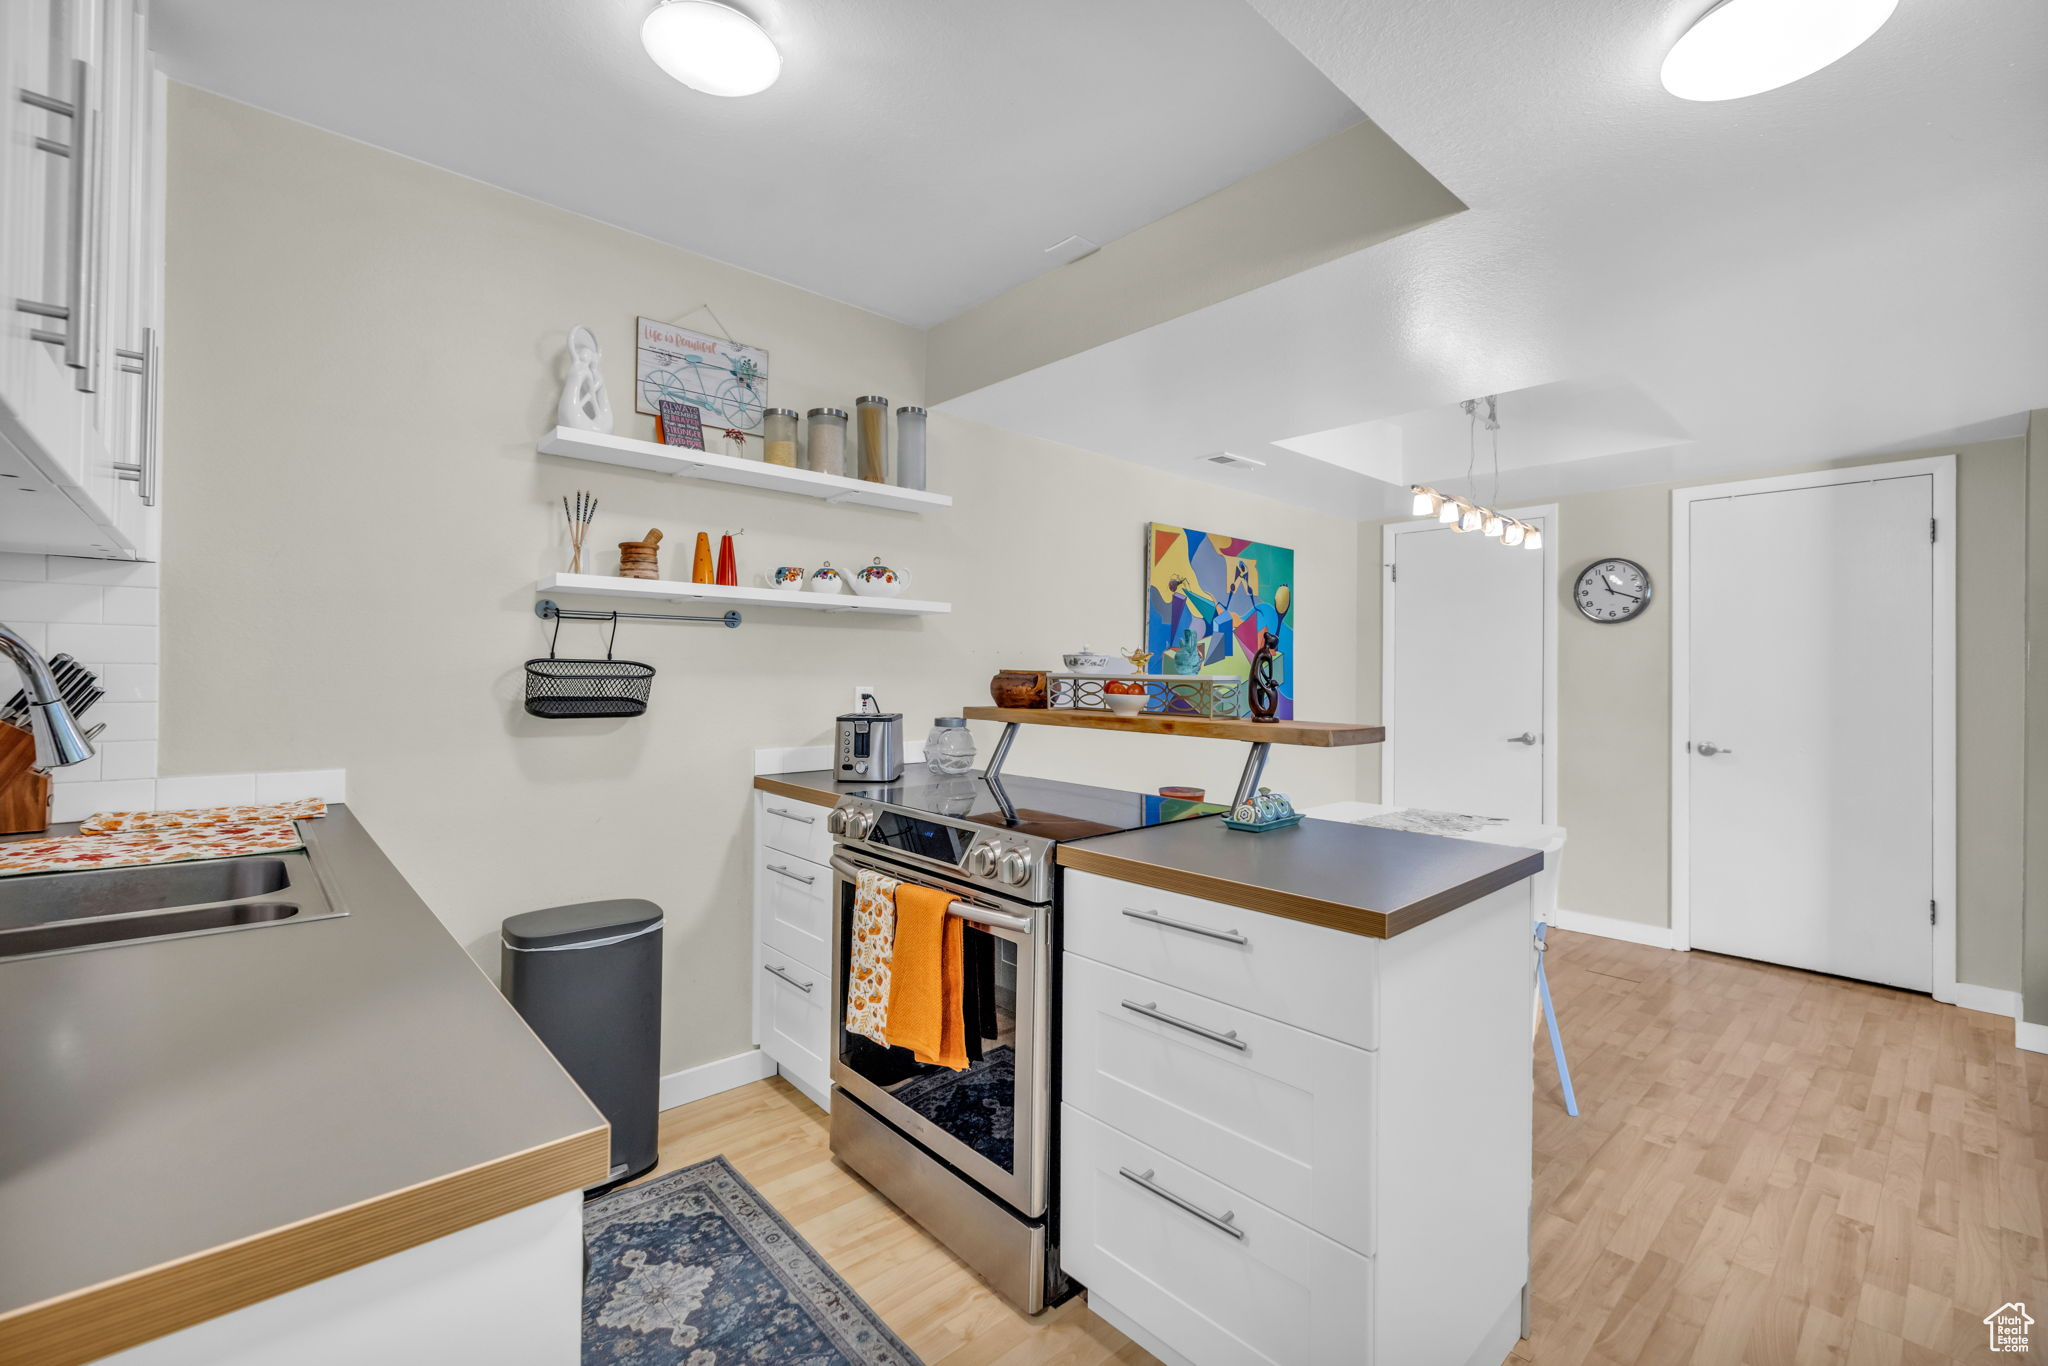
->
[829,852,1037,935]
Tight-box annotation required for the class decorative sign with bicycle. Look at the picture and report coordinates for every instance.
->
[635,317,770,437]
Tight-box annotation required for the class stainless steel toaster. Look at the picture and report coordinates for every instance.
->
[834,710,904,782]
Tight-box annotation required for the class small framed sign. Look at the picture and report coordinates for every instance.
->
[636,317,769,435]
[656,400,705,451]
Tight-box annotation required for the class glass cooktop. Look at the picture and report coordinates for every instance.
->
[834,769,1225,844]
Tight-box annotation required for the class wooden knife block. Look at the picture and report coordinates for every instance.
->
[0,723,52,835]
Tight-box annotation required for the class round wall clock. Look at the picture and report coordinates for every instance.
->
[1575,557,1652,622]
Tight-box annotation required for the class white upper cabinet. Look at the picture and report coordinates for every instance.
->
[0,0,161,559]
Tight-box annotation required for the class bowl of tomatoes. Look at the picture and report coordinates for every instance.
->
[1102,680,1149,717]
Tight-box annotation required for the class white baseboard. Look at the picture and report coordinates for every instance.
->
[1547,908,1679,950]
[658,1049,776,1112]
[2018,1019,2048,1056]
[1946,981,2022,1019]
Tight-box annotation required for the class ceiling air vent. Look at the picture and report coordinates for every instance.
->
[1201,451,1266,470]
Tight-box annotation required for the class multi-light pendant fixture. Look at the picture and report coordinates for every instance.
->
[1407,396,1541,550]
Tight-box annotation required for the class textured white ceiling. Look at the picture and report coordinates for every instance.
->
[150,0,1363,327]
[940,0,2048,512]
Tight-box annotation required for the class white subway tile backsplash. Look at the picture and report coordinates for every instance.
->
[49,751,100,782]
[46,622,156,663]
[0,553,48,582]
[253,769,347,803]
[96,741,156,781]
[46,557,158,588]
[94,663,157,702]
[87,700,157,742]
[153,773,256,810]
[1,620,46,654]
[50,778,156,824]
[99,586,158,625]
[0,581,104,623]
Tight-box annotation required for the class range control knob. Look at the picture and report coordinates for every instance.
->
[965,843,999,877]
[825,806,849,835]
[845,808,875,838]
[997,848,1031,887]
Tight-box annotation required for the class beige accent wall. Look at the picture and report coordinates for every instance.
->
[158,87,1364,1075]
[925,120,1464,404]
[1357,437,2027,991]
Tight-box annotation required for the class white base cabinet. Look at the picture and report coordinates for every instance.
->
[1061,870,1534,1366]
[751,791,833,1108]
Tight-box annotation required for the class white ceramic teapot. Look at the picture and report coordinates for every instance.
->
[848,557,911,599]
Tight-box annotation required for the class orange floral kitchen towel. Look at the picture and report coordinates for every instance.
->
[845,867,899,1045]
[0,822,304,877]
[80,799,326,835]
[884,882,967,1071]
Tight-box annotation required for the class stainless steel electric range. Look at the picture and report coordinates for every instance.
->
[822,769,1223,1313]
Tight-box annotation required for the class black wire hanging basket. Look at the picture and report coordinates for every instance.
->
[524,612,655,719]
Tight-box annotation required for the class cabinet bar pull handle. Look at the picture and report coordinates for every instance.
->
[765,863,816,886]
[768,806,817,824]
[61,62,96,384]
[762,963,814,993]
[20,88,76,118]
[1120,907,1248,945]
[1120,999,1247,1051]
[1118,1167,1245,1239]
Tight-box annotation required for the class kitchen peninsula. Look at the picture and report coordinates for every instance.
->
[753,751,1542,1366]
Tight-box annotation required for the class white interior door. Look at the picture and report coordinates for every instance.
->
[1685,475,1934,991]
[1384,514,1551,823]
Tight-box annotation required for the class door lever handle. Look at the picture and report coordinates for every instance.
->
[1507,732,1538,745]
[1695,741,1734,757]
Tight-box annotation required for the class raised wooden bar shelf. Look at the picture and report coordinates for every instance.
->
[962,706,1385,810]
[960,707,1383,747]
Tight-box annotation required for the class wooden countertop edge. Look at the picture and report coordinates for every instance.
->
[753,774,838,807]
[0,1122,609,1366]
[1055,844,1546,940]
[959,706,1385,748]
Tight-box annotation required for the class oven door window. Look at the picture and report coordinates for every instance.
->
[837,898,1019,1174]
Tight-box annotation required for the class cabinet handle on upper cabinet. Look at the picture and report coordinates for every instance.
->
[1118,1167,1245,1240]
[763,963,814,993]
[1119,907,1248,945]
[113,328,159,505]
[768,807,817,824]
[765,863,816,886]
[1121,999,1247,1051]
[67,67,102,390]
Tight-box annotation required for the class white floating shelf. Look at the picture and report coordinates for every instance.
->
[539,426,952,514]
[539,573,951,617]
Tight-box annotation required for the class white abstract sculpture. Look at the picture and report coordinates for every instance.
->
[557,326,614,433]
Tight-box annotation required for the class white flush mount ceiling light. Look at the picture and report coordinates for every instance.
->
[1661,0,1898,102]
[641,0,781,97]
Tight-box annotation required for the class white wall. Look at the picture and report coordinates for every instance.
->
[157,87,1363,1074]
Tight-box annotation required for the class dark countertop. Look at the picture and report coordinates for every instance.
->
[1058,815,1544,939]
[756,767,1542,939]
[0,804,608,1364]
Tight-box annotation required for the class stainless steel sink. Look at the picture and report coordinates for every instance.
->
[0,850,345,961]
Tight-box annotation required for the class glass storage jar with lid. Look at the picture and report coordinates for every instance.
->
[806,407,848,477]
[855,396,889,483]
[762,408,800,467]
[925,716,977,775]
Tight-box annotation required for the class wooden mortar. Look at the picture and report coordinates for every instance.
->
[618,528,663,580]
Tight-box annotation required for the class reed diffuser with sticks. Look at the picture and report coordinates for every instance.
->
[563,490,597,573]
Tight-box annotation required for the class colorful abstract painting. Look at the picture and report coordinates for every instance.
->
[1143,523,1295,719]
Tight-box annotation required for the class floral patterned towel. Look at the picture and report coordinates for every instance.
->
[0,822,305,877]
[844,868,899,1045]
[80,799,326,835]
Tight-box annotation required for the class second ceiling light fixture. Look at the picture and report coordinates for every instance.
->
[1409,397,1542,550]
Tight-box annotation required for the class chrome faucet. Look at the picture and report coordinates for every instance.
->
[0,621,93,769]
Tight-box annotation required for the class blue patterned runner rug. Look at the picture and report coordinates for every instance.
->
[583,1155,923,1365]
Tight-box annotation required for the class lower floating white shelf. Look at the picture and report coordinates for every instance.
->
[538,573,951,617]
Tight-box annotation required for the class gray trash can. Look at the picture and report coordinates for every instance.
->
[502,898,662,1193]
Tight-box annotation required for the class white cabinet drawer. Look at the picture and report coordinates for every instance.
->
[1063,954,1376,1255]
[1064,870,1379,1049]
[759,793,833,865]
[759,850,830,971]
[756,942,830,1097]
[1061,1106,1374,1366]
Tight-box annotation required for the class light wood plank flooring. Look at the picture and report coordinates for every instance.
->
[648,929,2048,1365]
